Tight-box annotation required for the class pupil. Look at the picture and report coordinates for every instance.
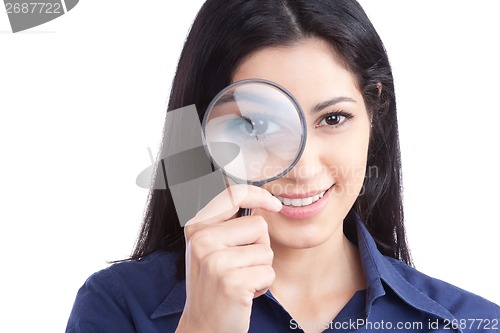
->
[325,115,340,126]
[244,118,268,135]
[253,119,268,134]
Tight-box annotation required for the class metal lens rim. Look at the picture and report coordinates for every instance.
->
[201,78,307,186]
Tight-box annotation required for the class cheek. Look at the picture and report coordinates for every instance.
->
[326,127,370,196]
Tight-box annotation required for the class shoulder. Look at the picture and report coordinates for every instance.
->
[386,256,500,324]
[90,250,183,302]
[66,250,184,332]
[84,250,182,294]
[103,250,183,283]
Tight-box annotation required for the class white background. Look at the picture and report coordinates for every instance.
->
[1,1,499,332]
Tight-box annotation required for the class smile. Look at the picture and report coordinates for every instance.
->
[272,185,334,219]
[275,190,326,207]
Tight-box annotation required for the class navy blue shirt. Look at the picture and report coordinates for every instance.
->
[66,218,500,332]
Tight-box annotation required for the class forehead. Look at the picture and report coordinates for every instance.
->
[232,37,362,109]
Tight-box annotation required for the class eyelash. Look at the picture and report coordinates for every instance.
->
[315,111,354,128]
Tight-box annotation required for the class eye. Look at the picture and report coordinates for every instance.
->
[241,117,275,135]
[316,111,353,128]
[228,114,281,140]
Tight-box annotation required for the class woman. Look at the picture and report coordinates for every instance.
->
[66,0,500,332]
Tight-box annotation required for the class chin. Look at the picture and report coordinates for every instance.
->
[271,232,329,249]
[265,210,345,250]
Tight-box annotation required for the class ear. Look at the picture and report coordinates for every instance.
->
[376,81,382,97]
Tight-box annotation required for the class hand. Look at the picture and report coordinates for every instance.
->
[175,184,282,333]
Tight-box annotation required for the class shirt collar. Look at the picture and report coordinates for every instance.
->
[151,213,461,328]
[352,213,461,328]
[151,278,186,319]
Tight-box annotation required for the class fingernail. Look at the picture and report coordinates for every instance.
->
[272,196,282,211]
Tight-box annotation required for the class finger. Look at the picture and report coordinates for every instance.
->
[218,215,271,246]
[187,184,282,225]
[186,215,270,252]
[203,244,274,274]
[225,265,275,299]
[254,288,268,299]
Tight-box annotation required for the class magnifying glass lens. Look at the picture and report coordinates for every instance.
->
[203,80,306,185]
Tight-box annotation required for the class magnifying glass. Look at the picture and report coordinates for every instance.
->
[202,79,307,216]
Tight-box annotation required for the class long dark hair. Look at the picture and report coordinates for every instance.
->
[131,0,412,273]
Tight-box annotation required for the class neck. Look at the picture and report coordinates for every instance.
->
[269,225,366,299]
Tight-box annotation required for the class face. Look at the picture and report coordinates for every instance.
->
[231,38,371,250]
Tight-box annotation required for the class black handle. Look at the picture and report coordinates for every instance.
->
[237,207,252,217]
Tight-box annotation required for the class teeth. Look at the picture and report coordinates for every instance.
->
[276,190,326,207]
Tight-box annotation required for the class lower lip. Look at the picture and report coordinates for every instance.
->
[278,186,333,220]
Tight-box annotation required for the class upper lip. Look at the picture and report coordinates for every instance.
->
[272,185,333,199]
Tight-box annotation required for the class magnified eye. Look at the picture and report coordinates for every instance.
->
[231,115,280,139]
[242,117,274,135]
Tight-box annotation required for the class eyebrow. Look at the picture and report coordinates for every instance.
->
[213,93,357,114]
[312,97,357,113]
[213,94,236,106]
[213,92,289,110]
